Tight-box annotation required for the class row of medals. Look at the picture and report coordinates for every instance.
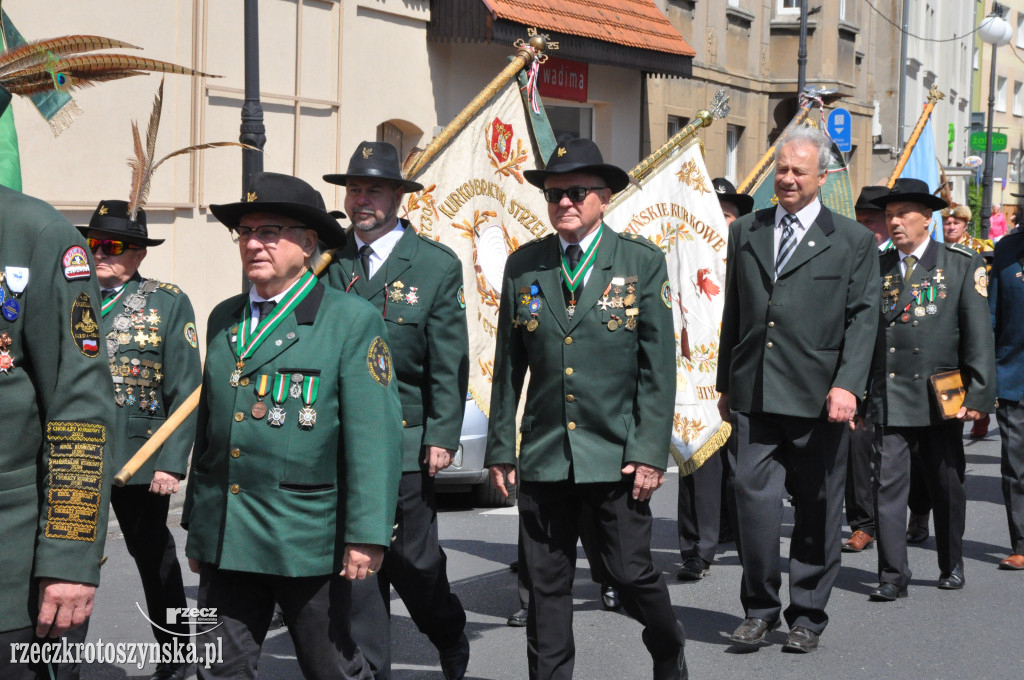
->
[0,272,22,373]
[883,277,946,322]
[107,281,162,412]
[250,373,317,430]
[514,281,640,331]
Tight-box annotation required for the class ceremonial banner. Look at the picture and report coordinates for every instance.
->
[403,73,556,413]
[899,118,943,240]
[748,122,856,219]
[605,139,730,474]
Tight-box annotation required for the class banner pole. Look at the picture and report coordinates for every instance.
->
[886,85,945,188]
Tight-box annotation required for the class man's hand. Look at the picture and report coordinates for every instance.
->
[341,544,385,581]
[187,558,201,574]
[489,464,516,499]
[826,387,857,423]
[149,470,182,496]
[717,393,731,423]
[621,462,665,502]
[956,407,983,422]
[424,445,456,477]
[36,579,95,638]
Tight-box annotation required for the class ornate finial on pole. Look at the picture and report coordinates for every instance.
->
[927,84,946,103]
[517,28,558,64]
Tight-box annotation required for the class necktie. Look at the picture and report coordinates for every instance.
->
[359,244,374,279]
[775,213,798,279]
[256,300,277,322]
[564,244,584,304]
[903,254,918,282]
[101,289,116,300]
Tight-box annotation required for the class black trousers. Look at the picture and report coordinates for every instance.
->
[676,450,723,563]
[349,470,465,679]
[196,565,371,680]
[0,628,43,680]
[874,421,966,587]
[727,412,847,635]
[997,398,1024,555]
[845,413,876,535]
[518,478,685,680]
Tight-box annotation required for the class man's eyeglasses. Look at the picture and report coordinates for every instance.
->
[87,238,145,256]
[542,186,607,204]
[230,225,296,244]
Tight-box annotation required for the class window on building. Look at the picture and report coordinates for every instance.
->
[547,105,594,140]
[1017,12,1024,49]
[726,125,743,184]
[728,0,740,6]
[1015,81,1024,117]
[973,45,979,71]
[667,115,689,139]
[997,76,1008,113]
[778,0,799,14]
[838,0,846,21]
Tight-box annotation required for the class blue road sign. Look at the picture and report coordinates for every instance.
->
[827,108,852,153]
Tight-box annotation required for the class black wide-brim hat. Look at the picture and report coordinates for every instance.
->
[524,137,630,194]
[872,178,948,210]
[210,172,347,248]
[323,141,423,192]
[855,185,889,211]
[76,200,165,246]
[711,178,754,216]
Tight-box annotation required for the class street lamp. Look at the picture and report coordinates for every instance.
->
[978,2,1012,239]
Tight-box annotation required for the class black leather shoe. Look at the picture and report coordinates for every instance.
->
[509,559,519,572]
[151,663,189,680]
[506,607,528,627]
[729,617,779,645]
[782,626,819,653]
[601,584,621,611]
[938,566,965,590]
[676,556,710,581]
[439,632,470,680]
[652,643,688,680]
[268,607,286,631]
[868,583,908,602]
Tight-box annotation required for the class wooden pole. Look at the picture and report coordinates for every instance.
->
[114,36,550,487]
[886,85,945,188]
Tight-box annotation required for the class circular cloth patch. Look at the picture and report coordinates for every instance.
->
[367,336,393,387]
[184,322,199,349]
[661,281,673,308]
[974,267,988,297]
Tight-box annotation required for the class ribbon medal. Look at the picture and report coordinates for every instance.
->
[268,373,289,427]
[561,228,602,321]
[251,374,271,420]
[297,375,320,430]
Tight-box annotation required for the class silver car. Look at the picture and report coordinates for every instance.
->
[435,395,516,507]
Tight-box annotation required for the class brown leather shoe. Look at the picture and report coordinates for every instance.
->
[842,530,874,553]
[998,554,1024,570]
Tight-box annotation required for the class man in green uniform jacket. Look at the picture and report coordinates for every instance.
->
[485,137,687,680]
[0,88,114,680]
[182,172,403,680]
[866,178,996,601]
[324,141,470,680]
[72,200,200,680]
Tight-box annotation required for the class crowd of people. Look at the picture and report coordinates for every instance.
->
[1,74,1022,680]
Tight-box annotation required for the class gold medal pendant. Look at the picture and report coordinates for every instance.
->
[298,405,317,430]
[229,367,242,388]
[607,319,619,331]
[526,319,539,332]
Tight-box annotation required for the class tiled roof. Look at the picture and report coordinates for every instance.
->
[480,0,695,57]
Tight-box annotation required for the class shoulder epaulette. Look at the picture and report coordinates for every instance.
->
[517,233,556,251]
[156,281,183,295]
[415,232,459,260]
[618,230,662,252]
[947,242,975,258]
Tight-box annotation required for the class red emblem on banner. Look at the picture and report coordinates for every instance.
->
[490,117,514,164]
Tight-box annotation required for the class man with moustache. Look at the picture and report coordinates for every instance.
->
[183,172,403,679]
[324,141,470,680]
[717,126,877,652]
[486,137,686,679]
[866,179,996,601]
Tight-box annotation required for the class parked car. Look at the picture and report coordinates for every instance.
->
[435,395,516,507]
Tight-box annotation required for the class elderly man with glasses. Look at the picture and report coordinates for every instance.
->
[182,172,403,680]
[485,137,687,680]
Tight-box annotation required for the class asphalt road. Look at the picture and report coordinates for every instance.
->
[79,424,1022,680]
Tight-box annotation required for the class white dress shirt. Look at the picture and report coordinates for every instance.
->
[354,223,406,279]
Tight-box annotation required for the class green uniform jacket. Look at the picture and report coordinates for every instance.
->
[485,229,676,483]
[716,206,878,417]
[868,239,997,426]
[102,275,201,484]
[326,223,469,470]
[0,185,114,632]
[182,282,403,577]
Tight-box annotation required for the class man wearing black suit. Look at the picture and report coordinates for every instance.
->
[717,126,878,653]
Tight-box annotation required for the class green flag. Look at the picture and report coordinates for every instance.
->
[748,129,856,219]
[0,4,20,190]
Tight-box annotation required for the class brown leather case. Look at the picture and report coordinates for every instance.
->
[929,370,965,419]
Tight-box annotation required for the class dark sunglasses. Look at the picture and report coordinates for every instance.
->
[542,185,608,204]
[87,238,145,256]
